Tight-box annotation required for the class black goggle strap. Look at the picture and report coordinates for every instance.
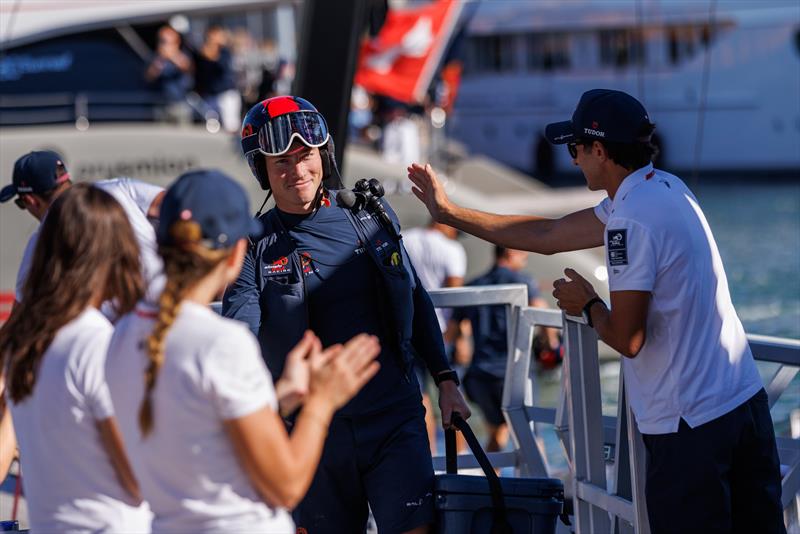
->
[254,190,272,220]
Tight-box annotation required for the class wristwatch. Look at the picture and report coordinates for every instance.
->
[434,369,460,387]
[582,297,604,328]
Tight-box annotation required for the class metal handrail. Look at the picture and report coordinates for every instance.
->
[425,285,800,533]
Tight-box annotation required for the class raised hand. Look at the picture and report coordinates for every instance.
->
[407,163,452,223]
[275,331,318,416]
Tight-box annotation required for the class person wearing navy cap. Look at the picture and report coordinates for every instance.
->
[105,169,380,533]
[225,96,471,534]
[2,150,167,308]
[408,89,784,532]
[0,150,72,218]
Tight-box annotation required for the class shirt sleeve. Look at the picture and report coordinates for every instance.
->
[14,231,38,302]
[222,244,262,339]
[593,197,612,225]
[96,177,163,215]
[123,178,164,215]
[523,274,540,300]
[203,327,276,420]
[73,327,115,421]
[445,242,467,279]
[605,217,657,292]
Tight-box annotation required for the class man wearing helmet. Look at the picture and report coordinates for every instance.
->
[224,96,470,534]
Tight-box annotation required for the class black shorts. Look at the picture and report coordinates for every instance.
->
[293,401,434,534]
[642,389,785,534]
[463,368,505,427]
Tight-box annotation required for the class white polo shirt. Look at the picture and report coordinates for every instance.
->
[594,163,762,435]
[15,178,165,307]
[403,227,467,331]
[95,177,165,305]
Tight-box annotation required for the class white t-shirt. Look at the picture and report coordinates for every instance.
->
[593,163,762,435]
[7,308,151,533]
[106,301,294,533]
[15,178,165,306]
[382,116,421,165]
[95,178,165,305]
[403,227,467,331]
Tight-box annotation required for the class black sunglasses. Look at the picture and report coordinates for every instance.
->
[567,140,585,159]
[14,197,26,210]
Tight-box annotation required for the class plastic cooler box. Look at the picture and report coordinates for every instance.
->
[435,416,564,534]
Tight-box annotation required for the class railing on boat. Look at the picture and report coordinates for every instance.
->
[426,284,800,534]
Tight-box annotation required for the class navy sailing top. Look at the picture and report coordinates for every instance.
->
[276,198,420,415]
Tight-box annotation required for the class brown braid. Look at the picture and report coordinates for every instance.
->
[138,229,230,437]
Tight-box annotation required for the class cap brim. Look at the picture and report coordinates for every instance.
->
[0,184,17,203]
[544,121,576,144]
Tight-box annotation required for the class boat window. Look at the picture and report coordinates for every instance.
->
[465,34,516,73]
[526,33,571,72]
[598,29,646,68]
[667,24,718,65]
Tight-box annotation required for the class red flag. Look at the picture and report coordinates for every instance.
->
[355,0,463,104]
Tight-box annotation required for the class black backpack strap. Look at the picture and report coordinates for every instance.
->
[447,414,512,534]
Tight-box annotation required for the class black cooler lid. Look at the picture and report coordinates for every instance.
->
[435,475,564,499]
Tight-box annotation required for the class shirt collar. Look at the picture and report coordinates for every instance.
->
[611,163,655,210]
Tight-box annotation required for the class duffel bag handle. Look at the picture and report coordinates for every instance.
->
[445,413,512,534]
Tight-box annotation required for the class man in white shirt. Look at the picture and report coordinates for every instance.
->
[403,221,467,331]
[406,89,784,533]
[1,151,166,307]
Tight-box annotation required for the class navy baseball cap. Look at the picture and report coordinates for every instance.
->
[0,150,70,203]
[158,169,263,249]
[545,89,651,145]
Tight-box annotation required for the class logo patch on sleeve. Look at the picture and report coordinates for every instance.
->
[607,229,628,266]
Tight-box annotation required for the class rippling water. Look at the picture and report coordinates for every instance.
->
[698,181,800,339]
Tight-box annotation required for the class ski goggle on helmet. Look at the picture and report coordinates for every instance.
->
[241,96,330,158]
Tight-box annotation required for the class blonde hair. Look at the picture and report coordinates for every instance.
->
[138,220,231,437]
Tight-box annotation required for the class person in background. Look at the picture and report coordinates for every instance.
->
[194,24,241,133]
[105,169,380,533]
[454,246,561,452]
[0,184,149,532]
[145,25,193,125]
[0,151,166,309]
[402,220,467,452]
[408,88,785,533]
[226,96,470,534]
[381,99,421,166]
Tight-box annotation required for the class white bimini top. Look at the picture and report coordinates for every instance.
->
[7,308,151,533]
[105,301,294,533]
[594,163,763,435]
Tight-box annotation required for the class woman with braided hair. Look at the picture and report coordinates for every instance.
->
[0,183,150,532]
[105,169,380,533]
